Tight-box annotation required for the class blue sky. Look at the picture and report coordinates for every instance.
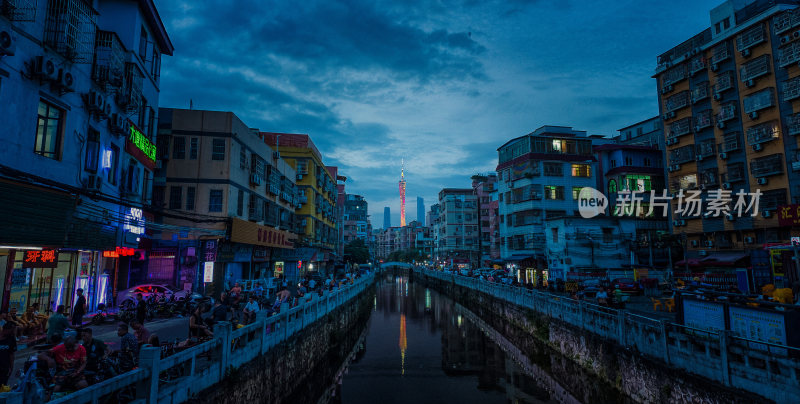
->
[157,0,721,227]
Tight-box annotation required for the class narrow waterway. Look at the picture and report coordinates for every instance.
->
[323,273,619,404]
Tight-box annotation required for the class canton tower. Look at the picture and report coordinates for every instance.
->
[399,160,406,227]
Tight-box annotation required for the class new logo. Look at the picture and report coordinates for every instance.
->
[578,187,608,218]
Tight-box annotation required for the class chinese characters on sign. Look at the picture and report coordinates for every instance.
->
[610,190,762,218]
[778,204,800,227]
[23,250,59,268]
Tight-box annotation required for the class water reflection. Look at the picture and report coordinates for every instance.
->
[338,274,564,403]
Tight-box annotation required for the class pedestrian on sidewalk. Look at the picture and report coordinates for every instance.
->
[135,293,147,324]
[0,323,17,386]
[72,288,86,327]
[47,305,70,343]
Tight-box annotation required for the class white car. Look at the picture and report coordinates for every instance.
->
[117,284,193,307]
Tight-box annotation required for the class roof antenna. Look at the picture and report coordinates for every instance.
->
[189,99,193,110]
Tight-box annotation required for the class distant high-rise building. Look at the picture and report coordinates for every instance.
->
[417,197,425,226]
[384,207,391,229]
[399,160,406,227]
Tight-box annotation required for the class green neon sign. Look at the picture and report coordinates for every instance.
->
[129,125,156,162]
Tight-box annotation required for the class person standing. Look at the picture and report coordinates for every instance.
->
[135,293,147,324]
[0,323,17,386]
[72,288,86,327]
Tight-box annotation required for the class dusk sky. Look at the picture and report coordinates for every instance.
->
[157,0,721,227]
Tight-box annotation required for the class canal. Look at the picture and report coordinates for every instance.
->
[323,273,629,404]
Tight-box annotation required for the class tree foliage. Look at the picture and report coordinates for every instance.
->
[344,239,370,264]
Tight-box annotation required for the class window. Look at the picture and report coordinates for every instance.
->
[543,162,562,176]
[147,107,155,139]
[139,26,148,61]
[212,139,226,160]
[209,190,223,212]
[608,179,617,194]
[544,185,564,200]
[35,100,63,159]
[186,187,195,211]
[637,127,643,135]
[151,51,160,81]
[572,187,583,200]
[237,189,244,216]
[715,22,721,34]
[602,228,613,243]
[625,175,652,191]
[551,228,558,242]
[643,158,652,167]
[296,159,308,174]
[172,137,186,159]
[108,145,119,185]
[240,149,247,169]
[138,97,148,131]
[723,17,730,30]
[84,129,99,173]
[189,138,198,159]
[610,159,617,168]
[624,156,633,166]
[169,186,182,209]
[571,164,591,177]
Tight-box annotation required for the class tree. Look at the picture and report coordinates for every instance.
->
[344,239,370,264]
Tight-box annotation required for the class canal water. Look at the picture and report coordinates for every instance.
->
[324,273,626,404]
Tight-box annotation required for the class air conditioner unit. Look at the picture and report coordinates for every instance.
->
[103,100,112,117]
[795,31,800,39]
[719,152,728,159]
[793,161,800,171]
[726,213,735,221]
[110,113,126,134]
[678,219,686,226]
[741,48,751,58]
[296,174,303,180]
[662,113,670,121]
[713,93,722,101]
[763,210,773,218]
[273,151,280,160]
[698,250,708,256]
[34,56,59,81]
[691,240,699,247]
[59,68,75,92]
[749,111,758,120]
[87,91,105,112]
[673,164,681,171]
[669,111,676,118]
[752,143,762,151]
[301,219,307,226]
[711,63,719,72]
[694,126,702,133]
[717,121,725,129]
[781,35,790,44]
[744,236,754,244]
[757,177,767,185]
[696,155,704,161]
[0,29,15,56]
[745,79,755,87]
[700,184,707,190]
[705,240,714,247]
[722,182,731,189]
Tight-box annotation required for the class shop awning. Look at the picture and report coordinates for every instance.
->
[700,253,749,267]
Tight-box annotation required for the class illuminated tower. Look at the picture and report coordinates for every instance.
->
[399,160,406,227]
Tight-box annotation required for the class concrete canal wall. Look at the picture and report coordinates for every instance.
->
[416,269,792,404]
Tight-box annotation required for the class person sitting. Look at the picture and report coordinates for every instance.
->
[252,282,264,299]
[47,305,70,344]
[596,289,609,306]
[189,305,212,338]
[39,335,88,393]
[7,307,26,340]
[271,288,291,313]
[130,320,151,345]
[207,298,229,329]
[115,323,139,368]
[242,296,259,325]
[78,328,107,373]
[0,323,17,387]
[23,303,47,336]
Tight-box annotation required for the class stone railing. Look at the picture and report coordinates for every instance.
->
[5,272,376,404]
[417,268,800,403]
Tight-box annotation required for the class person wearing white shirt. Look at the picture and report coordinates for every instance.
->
[243,296,259,324]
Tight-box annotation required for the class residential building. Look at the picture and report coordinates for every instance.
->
[155,109,300,293]
[0,0,173,313]
[495,126,610,276]
[417,196,425,226]
[374,221,427,260]
[436,188,479,268]
[616,117,665,148]
[471,174,500,266]
[262,133,338,275]
[654,0,800,289]
[343,194,370,246]
[384,206,391,229]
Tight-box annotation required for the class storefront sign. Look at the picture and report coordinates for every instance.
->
[778,204,800,227]
[124,123,156,170]
[23,250,59,268]
[215,243,252,263]
[103,247,135,258]
[274,261,284,277]
[124,207,145,235]
[203,262,214,283]
[230,218,296,249]
[203,240,218,262]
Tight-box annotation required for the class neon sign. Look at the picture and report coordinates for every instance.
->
[23,250,59,268]
[129,125,156,162]
[125,207,145,235]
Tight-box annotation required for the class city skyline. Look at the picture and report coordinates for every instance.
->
[156,0,721,226]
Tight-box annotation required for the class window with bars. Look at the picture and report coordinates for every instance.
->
[762,189,788,211]
[668,117,692,138]
[720,132,742,152]
[172,137,185,159]
[169,186,182,210]
[44,0,96,62]
[750,154,784,177]
[782,76,800,101]
[746,121,780,145]
[212,139,226,160]
[778,41,800,67]
[662,65,687,87]
[544,186,564,200]
[692,82,709,103]
[743,88,775,113]
[665,91,690,112]
[774,9,800,34]
[209,190,223,212]
[186,187,195,211]
[543,162,563,176]
[571,164,591,177]
[740,55,771,81]
[694,109,712,129]
[702,168,719,187]
[736,23,765,51]
[670,145,695,164]
[723,163,746,183]
[788,113,800,135]
[689,56,706,75]
[713,71,734,94]
[717,103,736,122]
[711,42,729,64]
[696,140,716,158]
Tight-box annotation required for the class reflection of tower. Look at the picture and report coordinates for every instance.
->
[399,160,406,227]
[399,313,407,375]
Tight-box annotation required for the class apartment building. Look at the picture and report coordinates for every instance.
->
[471,173,500,265]
[0,0,172,312]
[655,0,800,288]
[436,188,479,267]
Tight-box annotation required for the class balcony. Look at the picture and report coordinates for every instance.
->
[44,0,97,63]
[0,0,36,21]
[736,23,765,51]
[719,132,742,153]
[695,141,715,160]
[778,41,800,67]
[92,31,124,91]
[788,113,800,135]
[762,189,788,211]
[670,145,695,165]
[665,91,690,112]
[689,56,706,75]
[716,103,736,124]
[740,55,771,82]
[662,65,688,88]
[691,82,709,103]
[117,63,143,113]
[750,154,784,177]
[668,117,692,139]
[694,109,712,130]
[711,43,729,65]
[713,71,734,95]
[723,163,747,183]
[746,121,780,146]
[743,88,775,114]
[774,9,800,34]
[701,168,719,188]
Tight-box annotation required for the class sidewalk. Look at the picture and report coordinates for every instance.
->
[8,315,190,386]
